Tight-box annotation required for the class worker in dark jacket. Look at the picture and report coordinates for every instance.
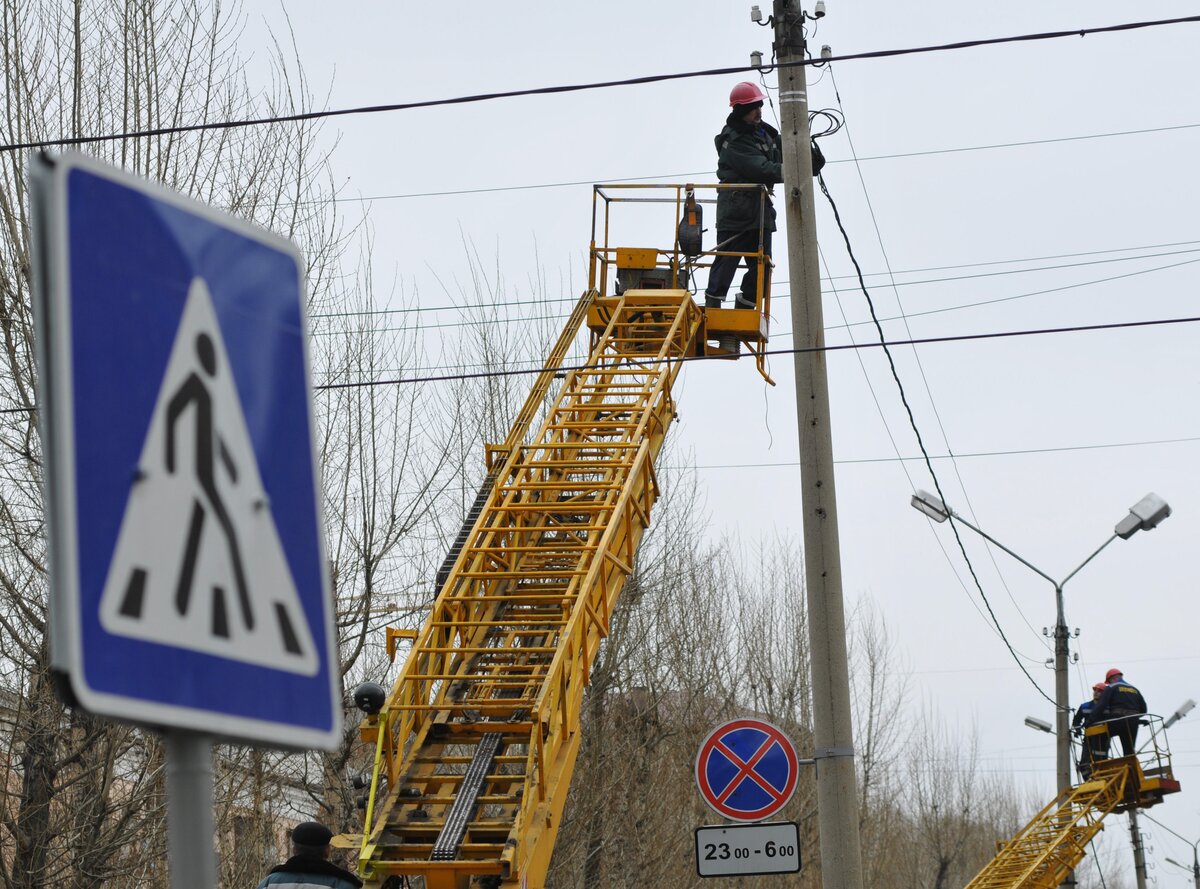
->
[1073,682,1110,778]
[1087,668,1148,757]
[256,822,363,889]
[705,81,783,349]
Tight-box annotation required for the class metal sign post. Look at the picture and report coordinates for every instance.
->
[32,151,341,889]
[165,732,218,889]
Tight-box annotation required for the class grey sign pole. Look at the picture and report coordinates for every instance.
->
[165,731,218,889]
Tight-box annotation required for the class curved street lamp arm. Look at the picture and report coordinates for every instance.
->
[1141,811,1200,853]
[1060,533,1118,587]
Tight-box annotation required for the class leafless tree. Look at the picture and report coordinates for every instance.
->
[0,1,383,886]
[848,596,910,886]
[885,712,1025,889]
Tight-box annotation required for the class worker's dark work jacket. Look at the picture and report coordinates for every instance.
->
[1088,679,1147,723]
[256,856,363,889]
[715,114,783,233]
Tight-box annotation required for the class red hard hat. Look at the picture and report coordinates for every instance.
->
[1092,683,1107,693]
[1105,668,1123,682]
[729,81,768,108]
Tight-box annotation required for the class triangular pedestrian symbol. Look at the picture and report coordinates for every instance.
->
[99,277,319,675]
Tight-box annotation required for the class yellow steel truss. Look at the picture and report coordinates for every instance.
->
[357,289,701,889]
[963,762,1131,889]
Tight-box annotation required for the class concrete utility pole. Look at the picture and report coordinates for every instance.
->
[773,2,865,887]
[1129,810,1149,889]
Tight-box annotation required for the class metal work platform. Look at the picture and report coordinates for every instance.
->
[588,183,776,383]
[964,715,1180,889]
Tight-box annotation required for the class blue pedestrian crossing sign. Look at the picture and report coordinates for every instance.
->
[32,152,341,749]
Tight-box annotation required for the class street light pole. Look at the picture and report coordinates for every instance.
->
[1051,532,1117,803]
[1144,813,1200,889]
[1052,580,1070,803]
[910,490,1171,886]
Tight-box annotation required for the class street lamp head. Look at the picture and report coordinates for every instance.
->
[911,489,951,523]
[1114,492,1171,539]
[1024,715,1053,733]
[1165,698,1196,729]
[1165,856,1186,870]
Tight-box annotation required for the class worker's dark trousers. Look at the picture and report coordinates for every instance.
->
[705,228,772,309]
[1079,732,1109,778]
[1110,713,1141,757]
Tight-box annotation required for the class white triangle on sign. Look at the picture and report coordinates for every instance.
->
[99,277,319,676]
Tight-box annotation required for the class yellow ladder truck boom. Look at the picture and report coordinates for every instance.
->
[350,184,773,889]
[963,716,1180,889]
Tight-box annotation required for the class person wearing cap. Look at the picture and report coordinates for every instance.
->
[1087,668,1148,757]
[256,821,363,889]
[1072,682,1110,779]
[704,82,783,352]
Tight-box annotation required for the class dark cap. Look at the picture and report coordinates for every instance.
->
[292,821,333,847]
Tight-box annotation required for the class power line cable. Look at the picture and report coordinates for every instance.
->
[844,120,1200,165]
[3,15,1198,153]
[828,66,1045,651]
[819,234,1022,653]
[7,312,1197,416]
[831,256,1200,328]
[837,238,1200,278]
[7,429,1172,524]
[778,47,1026,656]
[844,247,1200,290]
[313,235,1200,398]
[694,434,1200,468]
[309,244,1200,324]
[1090,837,1110,889]
[312,312,1200,391]
[323,171,702,203]
[310,248,1200,346]
[817,171,1060,709]
[298,121,1200,205]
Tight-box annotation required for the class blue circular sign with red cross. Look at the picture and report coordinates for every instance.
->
[695,718,800,822]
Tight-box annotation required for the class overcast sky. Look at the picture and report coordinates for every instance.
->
[244,3,1200,883]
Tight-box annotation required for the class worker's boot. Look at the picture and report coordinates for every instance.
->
[704,293,723,309]
[734,292,756,311]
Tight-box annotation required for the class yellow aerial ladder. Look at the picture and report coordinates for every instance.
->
[349,184,773,889]
[963,716,1181,889]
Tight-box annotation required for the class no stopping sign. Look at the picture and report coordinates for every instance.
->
[695,718,799,822]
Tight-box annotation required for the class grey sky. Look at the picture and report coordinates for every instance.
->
[246,2,1200,883]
